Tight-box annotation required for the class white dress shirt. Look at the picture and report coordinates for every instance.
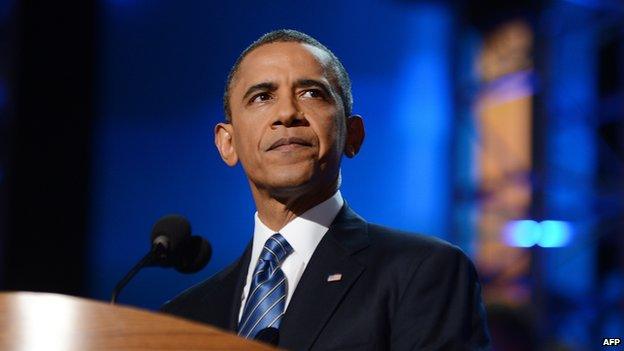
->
[238,191,344,322]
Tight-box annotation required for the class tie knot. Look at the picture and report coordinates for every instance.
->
[260,233,293,265]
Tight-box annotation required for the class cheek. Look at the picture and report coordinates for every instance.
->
[315,114,343,157]
[233,125,261,162]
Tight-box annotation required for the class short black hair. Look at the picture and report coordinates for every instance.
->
[223,29,353,122]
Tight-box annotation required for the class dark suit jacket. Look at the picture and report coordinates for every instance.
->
[161,204,491,350]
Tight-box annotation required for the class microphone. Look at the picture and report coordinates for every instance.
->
[111,215,212,304]
[149,215,212,272]
[254,327,280,346]
[174,235,212,273]
[150,214,192,268]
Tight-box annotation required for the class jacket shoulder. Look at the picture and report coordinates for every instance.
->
[160,259,239,314]
[365,223,467,262]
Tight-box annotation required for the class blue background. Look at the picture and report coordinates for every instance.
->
[90,0,455,309]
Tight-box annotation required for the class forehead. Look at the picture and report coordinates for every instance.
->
[233,42,333,89]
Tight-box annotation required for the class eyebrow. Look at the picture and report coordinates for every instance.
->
[293,78,333,97]
[242,82,278,102]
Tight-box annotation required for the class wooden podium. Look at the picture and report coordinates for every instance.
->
[0,292,276,350]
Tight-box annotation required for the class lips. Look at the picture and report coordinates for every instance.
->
[267,137,313,151]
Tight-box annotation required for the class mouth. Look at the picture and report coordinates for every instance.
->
[267,137,313,151]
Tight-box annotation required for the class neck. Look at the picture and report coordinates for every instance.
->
[250,178,339,232]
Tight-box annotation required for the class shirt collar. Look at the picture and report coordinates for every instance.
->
[252,190,344,265]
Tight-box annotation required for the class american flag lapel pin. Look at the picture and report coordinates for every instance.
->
[327,273,342,282]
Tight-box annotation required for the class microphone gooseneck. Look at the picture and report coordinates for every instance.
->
[110,215,212,304]
[110,250,158,304]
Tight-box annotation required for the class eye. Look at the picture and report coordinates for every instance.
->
[250,92,272,103]
[300,89,325,99]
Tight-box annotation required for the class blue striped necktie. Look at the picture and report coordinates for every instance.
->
[238,233,293,338]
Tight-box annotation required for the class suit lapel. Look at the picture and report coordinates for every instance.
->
[228,242,252,331]
[279,204,370,350]
[198,241,251,331]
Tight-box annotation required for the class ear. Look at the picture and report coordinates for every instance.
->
[344,115,365,158]
[214,122,239,167]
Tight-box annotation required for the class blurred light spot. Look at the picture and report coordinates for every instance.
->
[538,220,572,247]
[503,220,541,247]
[16,293,77,351]
[503,220,573,248]
[563,0,616,10]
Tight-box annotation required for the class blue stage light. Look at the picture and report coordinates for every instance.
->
[538,220,572,248]
[503,219,573,248]
[503,220,541,247]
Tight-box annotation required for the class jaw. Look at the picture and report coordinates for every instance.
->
[254,159,319,194]
[247,160,341,212]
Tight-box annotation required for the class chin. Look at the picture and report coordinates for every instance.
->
[264,166,317,193]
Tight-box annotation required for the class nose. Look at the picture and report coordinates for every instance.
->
[272,95,307,128]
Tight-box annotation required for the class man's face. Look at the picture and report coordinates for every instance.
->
[217,42,351,196]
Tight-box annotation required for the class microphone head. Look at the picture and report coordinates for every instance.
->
[175,235,212,273]
[150,214,191,266]
[254,327,280,346]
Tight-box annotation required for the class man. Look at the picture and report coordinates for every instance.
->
[162,29,490,350]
